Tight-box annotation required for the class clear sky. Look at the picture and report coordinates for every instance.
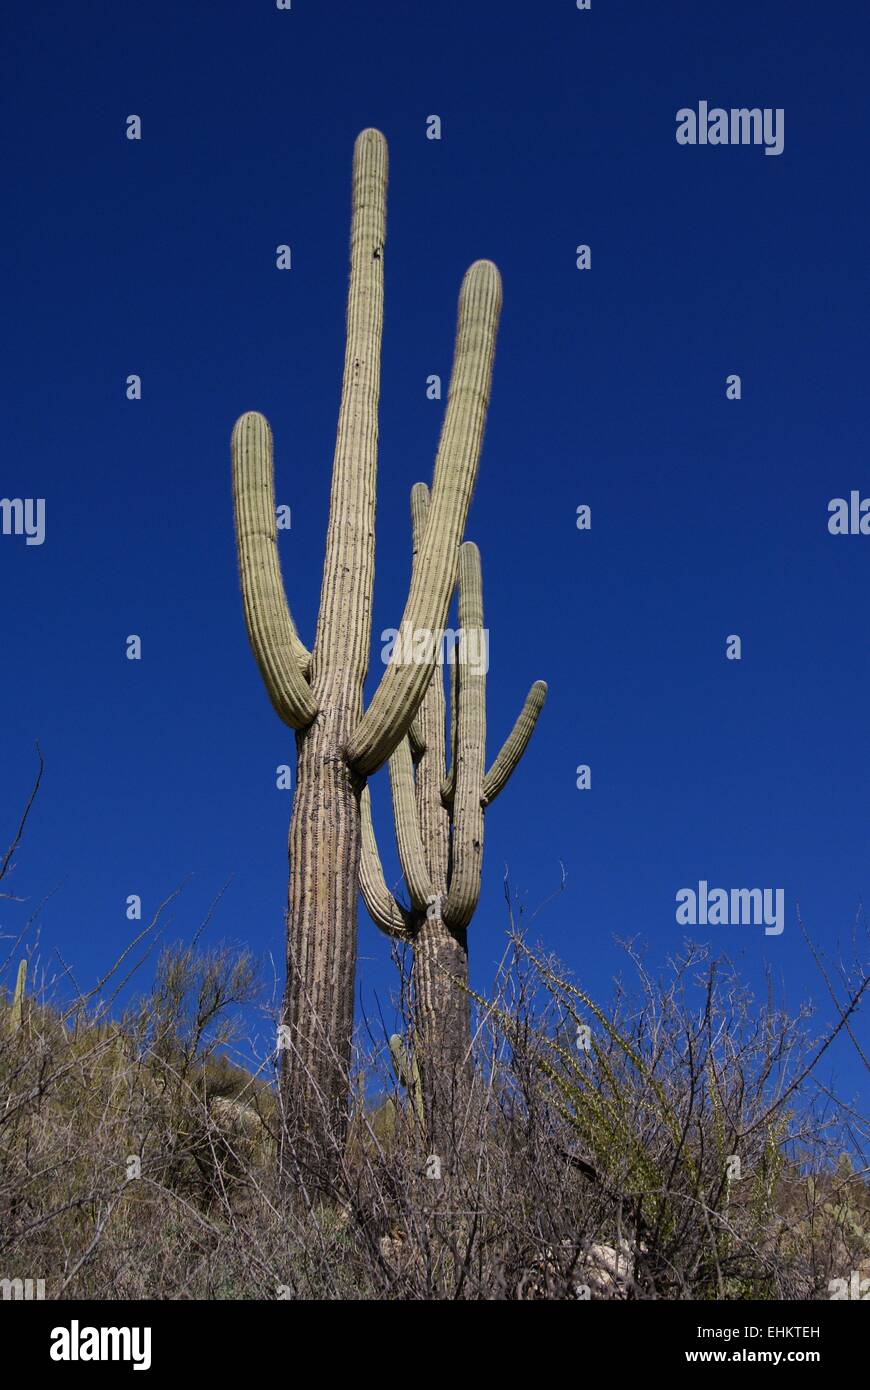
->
[3,1,869,1105]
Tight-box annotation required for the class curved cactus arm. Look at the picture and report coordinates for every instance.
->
[443,543,486,930]
[481,679,548,806]
[441,656,460,806]
[389,738,435,911]
[360,787,414,941]
[312,127,387,679]
[232,412,319,728]
[346,260,502,776]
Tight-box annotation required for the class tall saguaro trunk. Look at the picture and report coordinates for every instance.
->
[361,493,548,1167]
[230,129,502,1170]
[282,708,364,1158]
[279,128,384,1159]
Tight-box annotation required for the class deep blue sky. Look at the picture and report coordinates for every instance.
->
[3,2,869,1105]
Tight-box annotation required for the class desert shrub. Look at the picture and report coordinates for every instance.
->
[1,766,867,1299]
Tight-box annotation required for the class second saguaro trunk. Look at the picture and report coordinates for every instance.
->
[230,129,502,1165]
[361,492,547,1163]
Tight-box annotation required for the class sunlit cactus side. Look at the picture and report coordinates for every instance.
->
[230,128,501,1158]
[10,958,27,1034]
[361,486,547,1155]
[388,1033,424,1127]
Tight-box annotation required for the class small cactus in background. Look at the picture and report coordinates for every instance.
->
[389,1033,424,1127]
[230,128,501,1156]
[362,489,546,1152]
[10,958,27,1034]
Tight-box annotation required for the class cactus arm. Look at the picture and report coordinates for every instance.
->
[389,1033,412,1087]
[443,543,486,930]
[446,679,547,807]
[231,412,319,728]
[389,1033,424,1126]
[406,482,451,888]
[312,128,387,685]
[441,656,460,805]
[346,260,502,776]
[449,653,458,776]
[360,787,413,941]
[389,738,435,911]
[481,679,548,806]
[406,484,430,761]
[9,958,26,1033]
[409,479,430,550]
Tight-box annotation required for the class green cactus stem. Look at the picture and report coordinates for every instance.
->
[230,129,502,1157]
[361,484,547,1157]
[389,1033,424,1126]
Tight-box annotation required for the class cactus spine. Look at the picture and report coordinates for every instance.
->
[361,487,546,1156]
[10,959,27,1034]
[231,130,501,1157]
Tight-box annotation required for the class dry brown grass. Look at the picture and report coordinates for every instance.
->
[1,761,868,1300]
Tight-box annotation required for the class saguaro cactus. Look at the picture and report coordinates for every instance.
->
[361,484,546,1155]
[231,129,501,1157]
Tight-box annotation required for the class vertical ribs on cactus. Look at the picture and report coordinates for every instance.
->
[10,958,27,1034]
[360,483,547,1150]
[230,128,502,1153]
[389,1033,424,1127]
